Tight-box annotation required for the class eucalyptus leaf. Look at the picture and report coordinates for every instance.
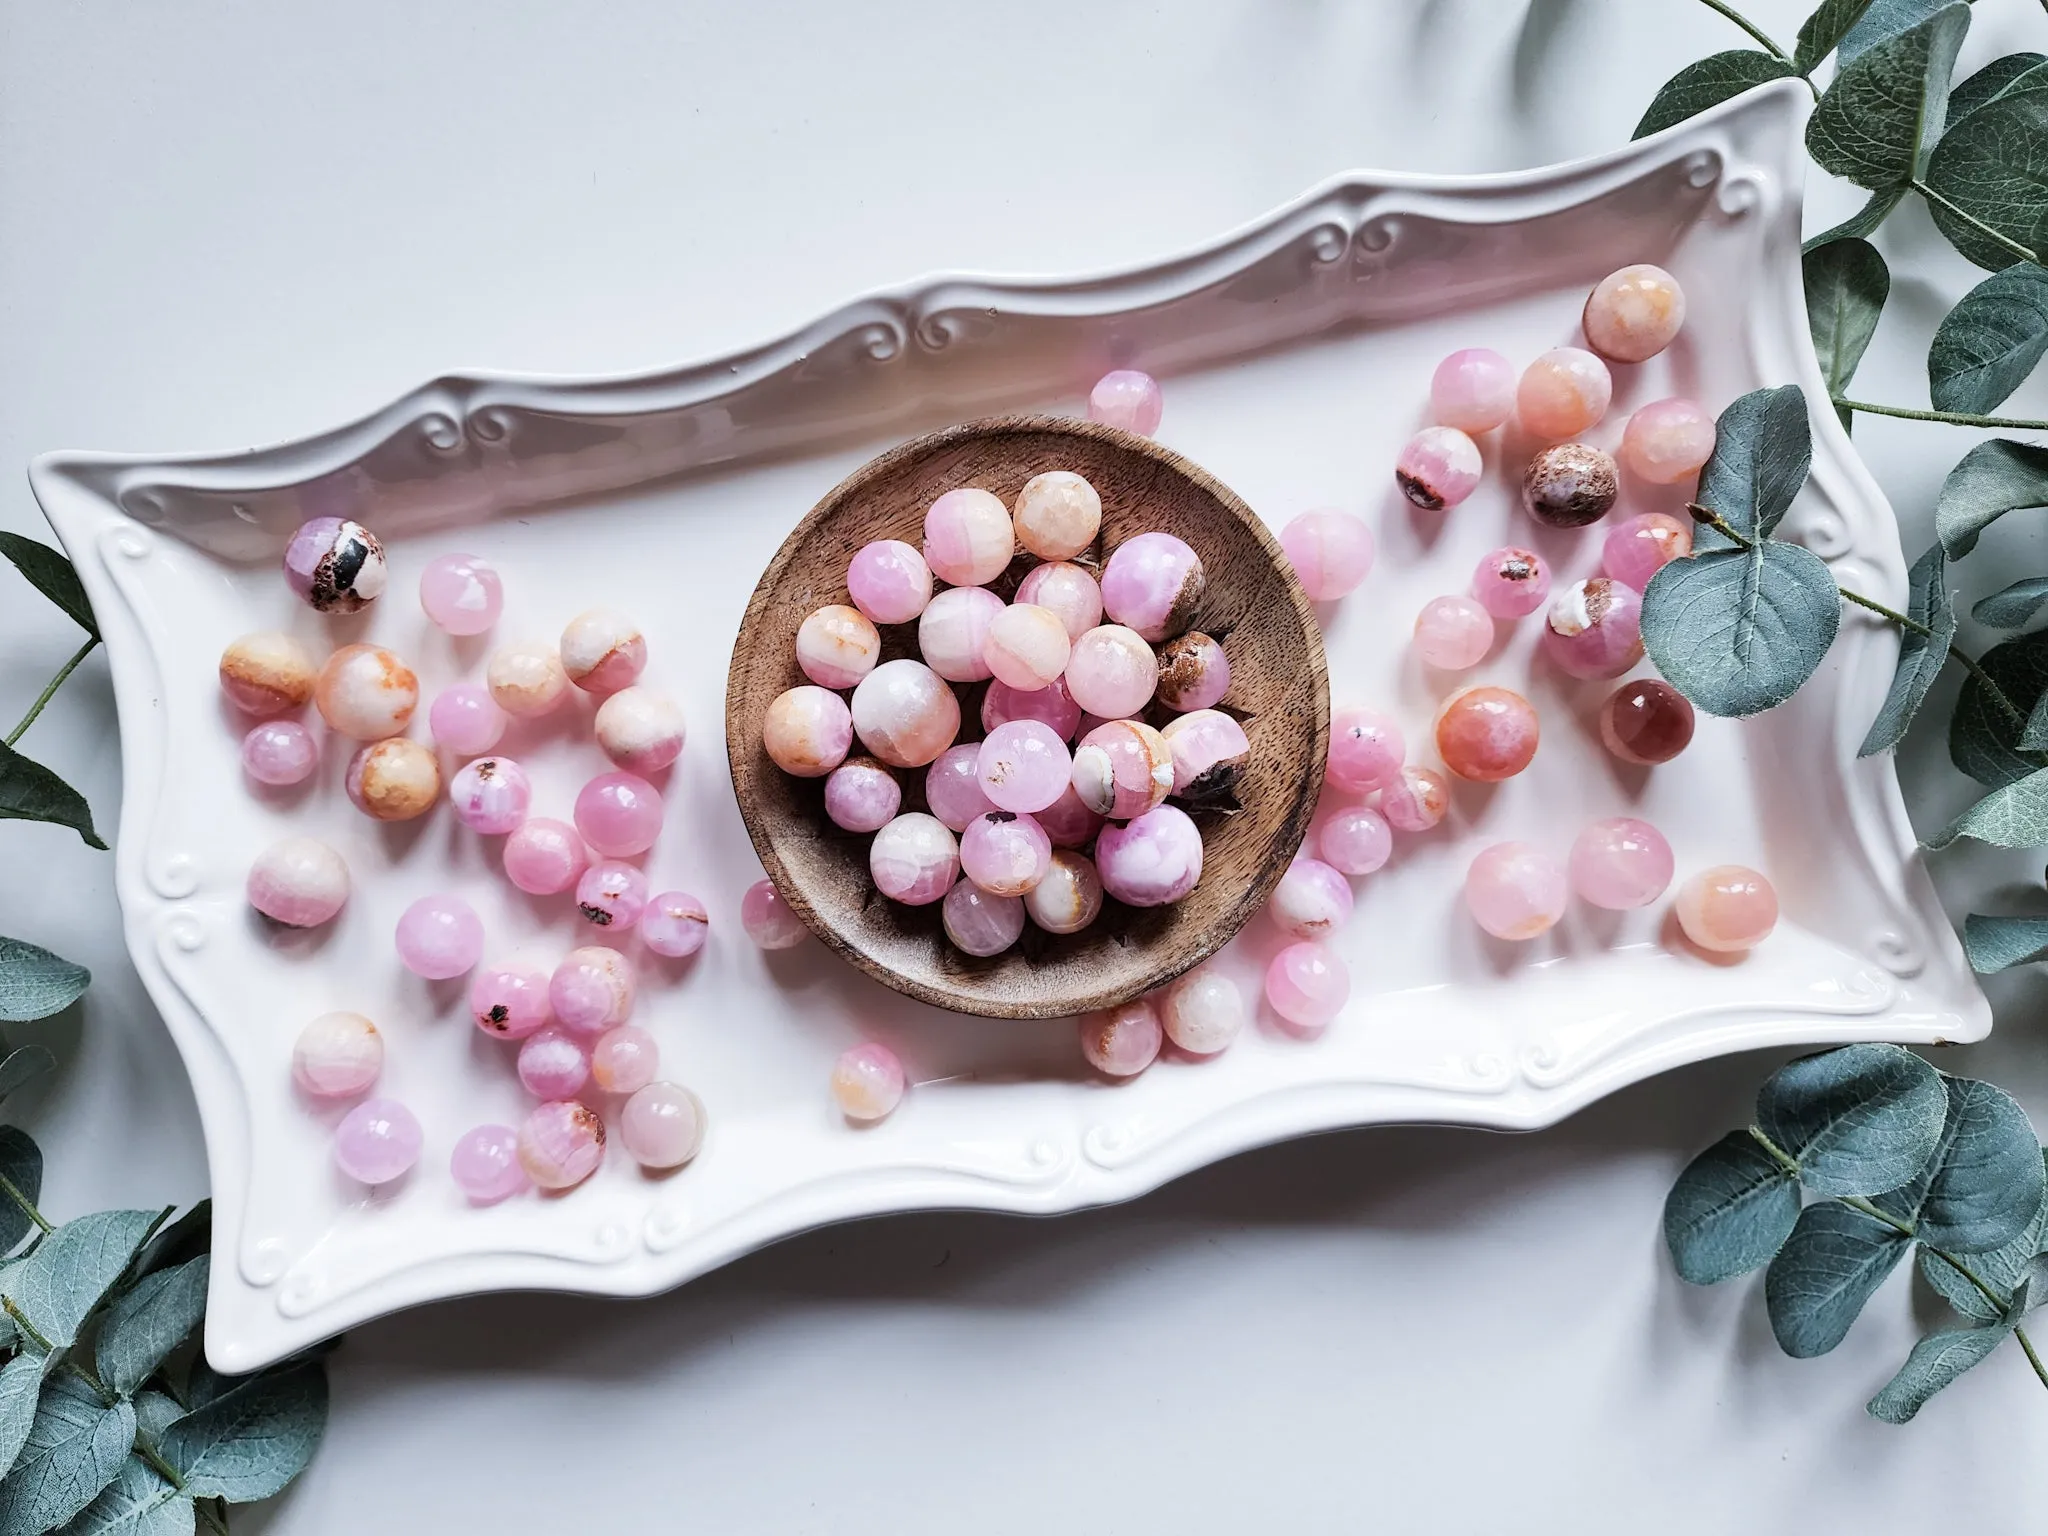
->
[1866,1301,2021,1422]
[1795,0,1879,73]
[1928,262,2048,414]
[0,1127,44,1258]
[1961,913,2048,972]
[0,533,96,641]
[1858,542,1953,755]
[1804,239,1889,423]
[1805,3,1968,190]
[1874,1076,2047,1252]
[2,1209,158,1350]
[1836,0,1960,62]
[2021,689,2048,754]
[1946,627,2048,786]
[1926,765,2048,849]
[1755,1043,1947,1197]
[1803,187,1909,254]
[97,1256,209,1399]
[0,1351,45,1482]
[0,1377,135,1536]
[160,1362,327,1503]
[1921,1152,2048,1318]
[0,937,89,1025]
[136,1203,209,1280]
[130,1393,182,1446]
[1937,438,2048,559]
[1633,50,1795,140]
[1765,1200,1909,1357]
[1972,576,2048,628]
[1663,1131,1802,1284]
[0,1047,56,1111]
[1640,543,1840,719]
[1945,51,2046,125]
[0,743,105,851]
[51,1456,193,1536]
[1694,386,1814,543]
[1924,70,2048,270]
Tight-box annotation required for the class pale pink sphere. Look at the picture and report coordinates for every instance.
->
[450,1125,528,1204]
[831,1043,905,1121]
[1464,842,1568,940]
[1544,578,1645,680]
[1155,632,1231,713]
[396,893,484,979]
[641,891,710,958]
[1095,804,1204,907]
[1620,398,1716,484]
[1264,942,1349,1029]
[1080,998,1163,1077]
[982,675,1083,741]
[247,836,349,927]
[1023,850,1104,934]
[824,757,903,833]
[1269,856,1355,940]
[314,643,418,741]
[1602,512,1694,591]
[761,685,854,779]
[291,1012,383,1098]
[219,631,317,717]
[591,1024,660,1094]
[1088,369,1164,435]
[1015,562,1103,641]
[621,1081,706,1167]
[1395,427,1483,511]
[1071,719,1174,820]
[1327,708,1404,795]
[918,584,1004,683]
[984,604,1073,691]
[1584,264,1687,363]
[1570,817,1674,909]
[1517,347,1613,440]
[1676,865,1779,953]
[850,658,960,768]
[448,755,532,834]
[418,552,503,636]
[923,487,1015,588]
[503,817,588,895]
[1318,805,1392,875]
[517,1100,606,1190]
[1430,347,1517,433]
[470,963,551,1039]
[559,608,648,695]
[924,744,996,831]
[345,737,441,822]
[1158,968,1246,1055]
[1100,532,1205,643]
[576,860,650,931]
[796,604,882,690]
[959,811,1052,897]
[1012,471,1103,561]
[1414,594,1495,670]
[847,539,933,625]
[335,1099,421,1185]
[518,1026,593,1099]
[943,877,1027,956]
[1159,709,1248,802]
[486,641,570,719]
[741,877,811,947]
[1279,510,1376,603]
[574,771,665,857]
[1381,765,1450,833]
[1065,625,1157,719]
[548,945,635,1035]
[1470,546,1552,620]
[1035,783,1106,849]
[593,687,685,774]
[978,720,1072,815]
[241,720,318,787]
[429,683,508,757]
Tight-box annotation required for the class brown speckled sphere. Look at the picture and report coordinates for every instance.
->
[1523,443,1620,529]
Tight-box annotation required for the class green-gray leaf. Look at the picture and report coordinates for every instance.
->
[1756,1043,1948,1197]
[1796,0,1879,73]
[1836,0,1956,62]
[0,1127,44,1257]
[0,742,105,851]
[0,1377,134,1536]
[0,1047,56,1110]
[51,1456,192,1536]
[135,1204,209,1281]
[1663,1130,1802,1284]
[1962,913,2048,972]
[1973,577,2048,628]
[97,1256,208,1399]
[1947,52,2048,126]
[1877,1076,2046,1252]
[1946,627,2048,785]
[1695,386,1814,543]
[129,1394,181,1446]
[1633,51,1796,140]
[2,1210,158,1350]
[1806,3,1969,190]
[1929,262,2048,413]
[0,1352,45,1481]
[1866,1301,2021,1422]
[1937,438,2048,559]
[1924,67,2048,270]
[1766,1200,1909,1357]
[1805,239,1889,423]
[0,937,89,1024]
[2022,687,2048,753]
[1803,187,1909,254]
[1639,543,1841,719]
[0,534,96,641]
[1858,542,1952,755]
[1927,766,2048,848]
[160,1362,327,1503]
[1921,1152,2048,1318]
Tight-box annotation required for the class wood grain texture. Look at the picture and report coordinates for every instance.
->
[725,415,1329,1019]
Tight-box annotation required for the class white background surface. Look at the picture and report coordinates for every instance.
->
[3,1,2047,1529]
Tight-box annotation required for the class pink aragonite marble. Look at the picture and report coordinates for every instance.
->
[1435,686,1540,783]
[1268,856,1355,940]
[1079,998,1162,1077]
[942,878,1026,956]
[574,771,665,857]
[594,687,685,774]
[448,755,531,834]
[1516,347,1613,440]
[641,891,710,958]
[740,878,810,948]
[590,1024,660,1094]
[419,552,503,636]
[926,744,997,832]
[762,685,855,779]
[1471,546,1552,620]
[1327,708,1404,795]
[548,946,635,1036]
[923,487,1014,588]
[247,837,349,927]
[314,643,417,740]
[292,1012,383,1098]
[1318,806,1392,875]
[428,683,507,758]
[285,517,388,614]
[395,894,484,979]
[1602,512,1694,591]
[869,814,959,906]
[517,1100,606,1190]
[1022,850,1103,934]
[218,631,316,717]
[470,964,551,1039]
[334,1099,420,1185]
[1584,264,1687,363]
[1570,817,1675,910]
[1620,398,1716,484]
[851,659,960,768]
[1100,532,1205,643]
[984,604,1073,691]
[796,604,882,690]
[576,860,650,931]
[1015,562,1103,641]
[959,811,1052,897]
[518,1027,592,1099]
[1675,865,1778,953]
[1464,842,1569,940]
[824,757,902,833]
[1087,369,1163,436]
[502,818,587,895]
[1159,709,1248,802]
[847,539,933,625]
[1071,719,1174,819]
[978,720,1072,815]
[1381,765,1450,833]
[1013,472,1102,561]
[1094,804,1203,907]
[1064,625,1157,718]
[831,1043,905,1121]
[1430,348,1517,432]
[1264,942,1348,1030]
[559,608,648,695]
[1544,578,1645,680]
[1413,595,1495,670]
[450,1125,528,1203]
[1279,510,1375,602]
[919,585,1005,683]
[1158,967,1246,1055]
[1154,632,1231,713]
[1395,427,1482,511]
[1034,783,1106,849]
[241,720,318,787]
[982,675,1083,741]
[621,1082,706,1167]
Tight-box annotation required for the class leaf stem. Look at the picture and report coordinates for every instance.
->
[1833,397,2048,432]
[1,1297,52,1356]
[1692,0,1790,62]
[0,1170,52,1235]
[5,637,97,749]
[1747,1125,1802,1176]
[2018,1325,2048,1391]
[1910,179,2044,268]
[134,1430,188,1494]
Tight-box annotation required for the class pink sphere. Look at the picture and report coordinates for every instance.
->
[1024,850,1104,934]
[1264,942,1349,1029]
[1279,510,1375,602]
[448,756,532,835]
[1269,856,1355,940]
[1080,998,1163,1077]
[959,811,1052,897]
[247,837,349,927]
[1602,512,1694,592]
[1318,805,1392,875]
[741,877,810,948]
[1544,578,1645,680]
[982,675,1083,741]
[918,586,1005,684]
[291,1012,383,1098]
[1470,546,1552,620]
[641,891,710,958]
[1100,532,1205,643]
[1035,783,1106,849]
[450,1125,528,1203]
[795,604,882,690]
[923,487,1015,588]
[1570,817,1675,909]
[1430,348,1517,433]
[428,683,508,757]
[978,720,1073,815]
[925,744,996,832]
[761,685,855,779]
[1395,427,1483,511]
[395,894,484,979]
[1621,397,1717,484]
[548,945,635,1035]
[1071,720,1174,820]
[1464,842,1569,940]
[870,813,960,905]
[1159,709,1248,801]
[621,1081,706,1167]
[1381,765,1451,833]
[1015,562,1103,642]
[517,1100,606,1190]
[1414,594,1495,670]
[984,604,1073,691]
[1088,369,1163,436]
[1584,264,1687,363]
[824,757,903,833]
[942,877,1027,956]
[574,771,665,857]
[846,539,933,625]
[518,1026,592,1099]
[1327,708,1405,794]
[1064,625,1158,719]
[1517,347,1613,439]
[502,818,588,895]
[241,720,318,787]
[470,964,552,1039]
[335,1098,421,1185]
[1095,804,1204,907]
[831,1042,906,1120]
[1154,632,1231,714]
[591,1024,660,1094]
[418,552,503,636]
[1676,865,1778,953]
[576,860,650,931]
[850,659,961,768]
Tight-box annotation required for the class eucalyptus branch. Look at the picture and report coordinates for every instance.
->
[133,1430,187,1495]
[2,1297,52,1356]
[0,1169,53,1235]
[1691,0,1789,62]
[2018,1326,2048,1392]
[5,636,97,750]
[1910,179,2044,269]
[1833,398,2048,433]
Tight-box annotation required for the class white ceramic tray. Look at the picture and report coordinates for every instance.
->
[31,80,1985,1372]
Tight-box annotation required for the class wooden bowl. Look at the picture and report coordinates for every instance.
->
[725,415,1330,1019]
